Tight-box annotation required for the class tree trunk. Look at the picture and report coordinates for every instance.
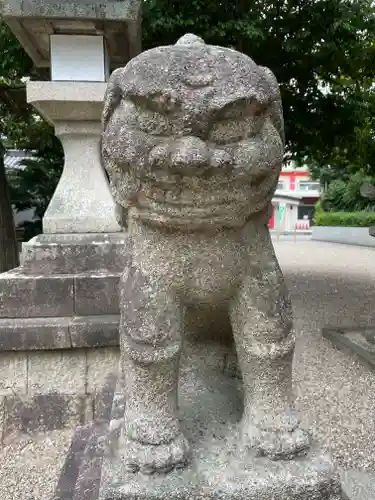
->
[0,144,20,272]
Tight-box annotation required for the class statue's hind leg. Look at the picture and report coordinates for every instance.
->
[119,263,190,474]
[230,224,309,459]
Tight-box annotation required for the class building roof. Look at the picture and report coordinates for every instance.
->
[274,190,320,203]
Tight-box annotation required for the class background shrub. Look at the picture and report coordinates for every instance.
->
[314,211,375,227]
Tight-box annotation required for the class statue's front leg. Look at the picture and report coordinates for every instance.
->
[119,263,190,474]
[230,225,310,460]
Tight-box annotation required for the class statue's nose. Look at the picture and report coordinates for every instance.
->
[148,137,210,174]
[170,137,209,170]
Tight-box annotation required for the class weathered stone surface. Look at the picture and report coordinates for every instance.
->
[341,470,375,500]
[74,273,120,316]
[0,315,120,351]
[0,395,5,444]
[28,350,86,395]
[22,233,128,275]
[3,0,141,22]
[0,352,27,394]
[101,33,311,476]
[70,315,120,348]
[3,392,89,439]
[42,120,121,234]
[94,373,118,423]
[100,342,343,500]
[87,348,119,395]
[0,317,71,350]
[2,0,142,69]
[0,269,74,318]
[54,373,117,500]
[55,424,94,500]
[103,453,341,500]
[322,326,375,372]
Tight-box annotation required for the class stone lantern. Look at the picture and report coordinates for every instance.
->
[3,0,141,234]
[0,0,141,431]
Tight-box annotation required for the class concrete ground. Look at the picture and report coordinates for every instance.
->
[1,238,375,499]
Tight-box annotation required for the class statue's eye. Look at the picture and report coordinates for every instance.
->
[128,94,179,115]
[218,99,268,121]
[219,99,250,120]
[136,110,172,135]
[209,116,260,145]
[122,98,173,135]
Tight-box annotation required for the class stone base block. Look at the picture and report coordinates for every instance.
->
[0,269,120,319]
[0,233,125,353]
[0,315,119,350]
[99,341,343,500]
[102,452,342,500]
[322,326,375,372]
[0,232,124,436]
[22,233,128,275]
[0,347,119,440]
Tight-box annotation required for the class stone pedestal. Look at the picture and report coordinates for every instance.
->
[0,230,124,441]
[99,342,344,500]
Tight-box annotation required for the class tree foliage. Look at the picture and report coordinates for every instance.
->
[320,171,375,212]
[1,0,375,256]
[142,0,375,170]
[0,141,19,271]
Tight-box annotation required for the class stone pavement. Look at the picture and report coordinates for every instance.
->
[1,239,375,499]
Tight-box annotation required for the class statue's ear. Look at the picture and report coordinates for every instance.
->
[259,66,285,147]
[101,68,128,230]
[102,67,123,133]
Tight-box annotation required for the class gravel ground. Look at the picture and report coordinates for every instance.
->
[0,429,74,500]
[1,239,375,499]
[275,240,375,473]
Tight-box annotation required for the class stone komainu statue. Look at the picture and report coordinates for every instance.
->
[101,34,309,474]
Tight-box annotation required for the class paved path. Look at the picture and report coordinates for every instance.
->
[1,239,375,499]
[275,239,375,472]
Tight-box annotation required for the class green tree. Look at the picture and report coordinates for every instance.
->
[320,171,375,212]
[0,18,33,272]
[142,0,375,168]
[9,137,63,241]
[0,141,19,272]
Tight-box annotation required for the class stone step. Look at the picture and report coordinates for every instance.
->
[0,314,120,350]
[0,269,120,320]
[22,233,128,275]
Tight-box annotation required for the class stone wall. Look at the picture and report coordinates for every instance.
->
[0,346,119,444]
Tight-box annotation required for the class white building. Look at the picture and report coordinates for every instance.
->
[269,162,321,231]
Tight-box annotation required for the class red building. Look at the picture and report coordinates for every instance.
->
[269,163,320,231]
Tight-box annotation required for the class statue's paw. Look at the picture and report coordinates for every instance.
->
[241,415,310,460]
[123,432,191,475]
